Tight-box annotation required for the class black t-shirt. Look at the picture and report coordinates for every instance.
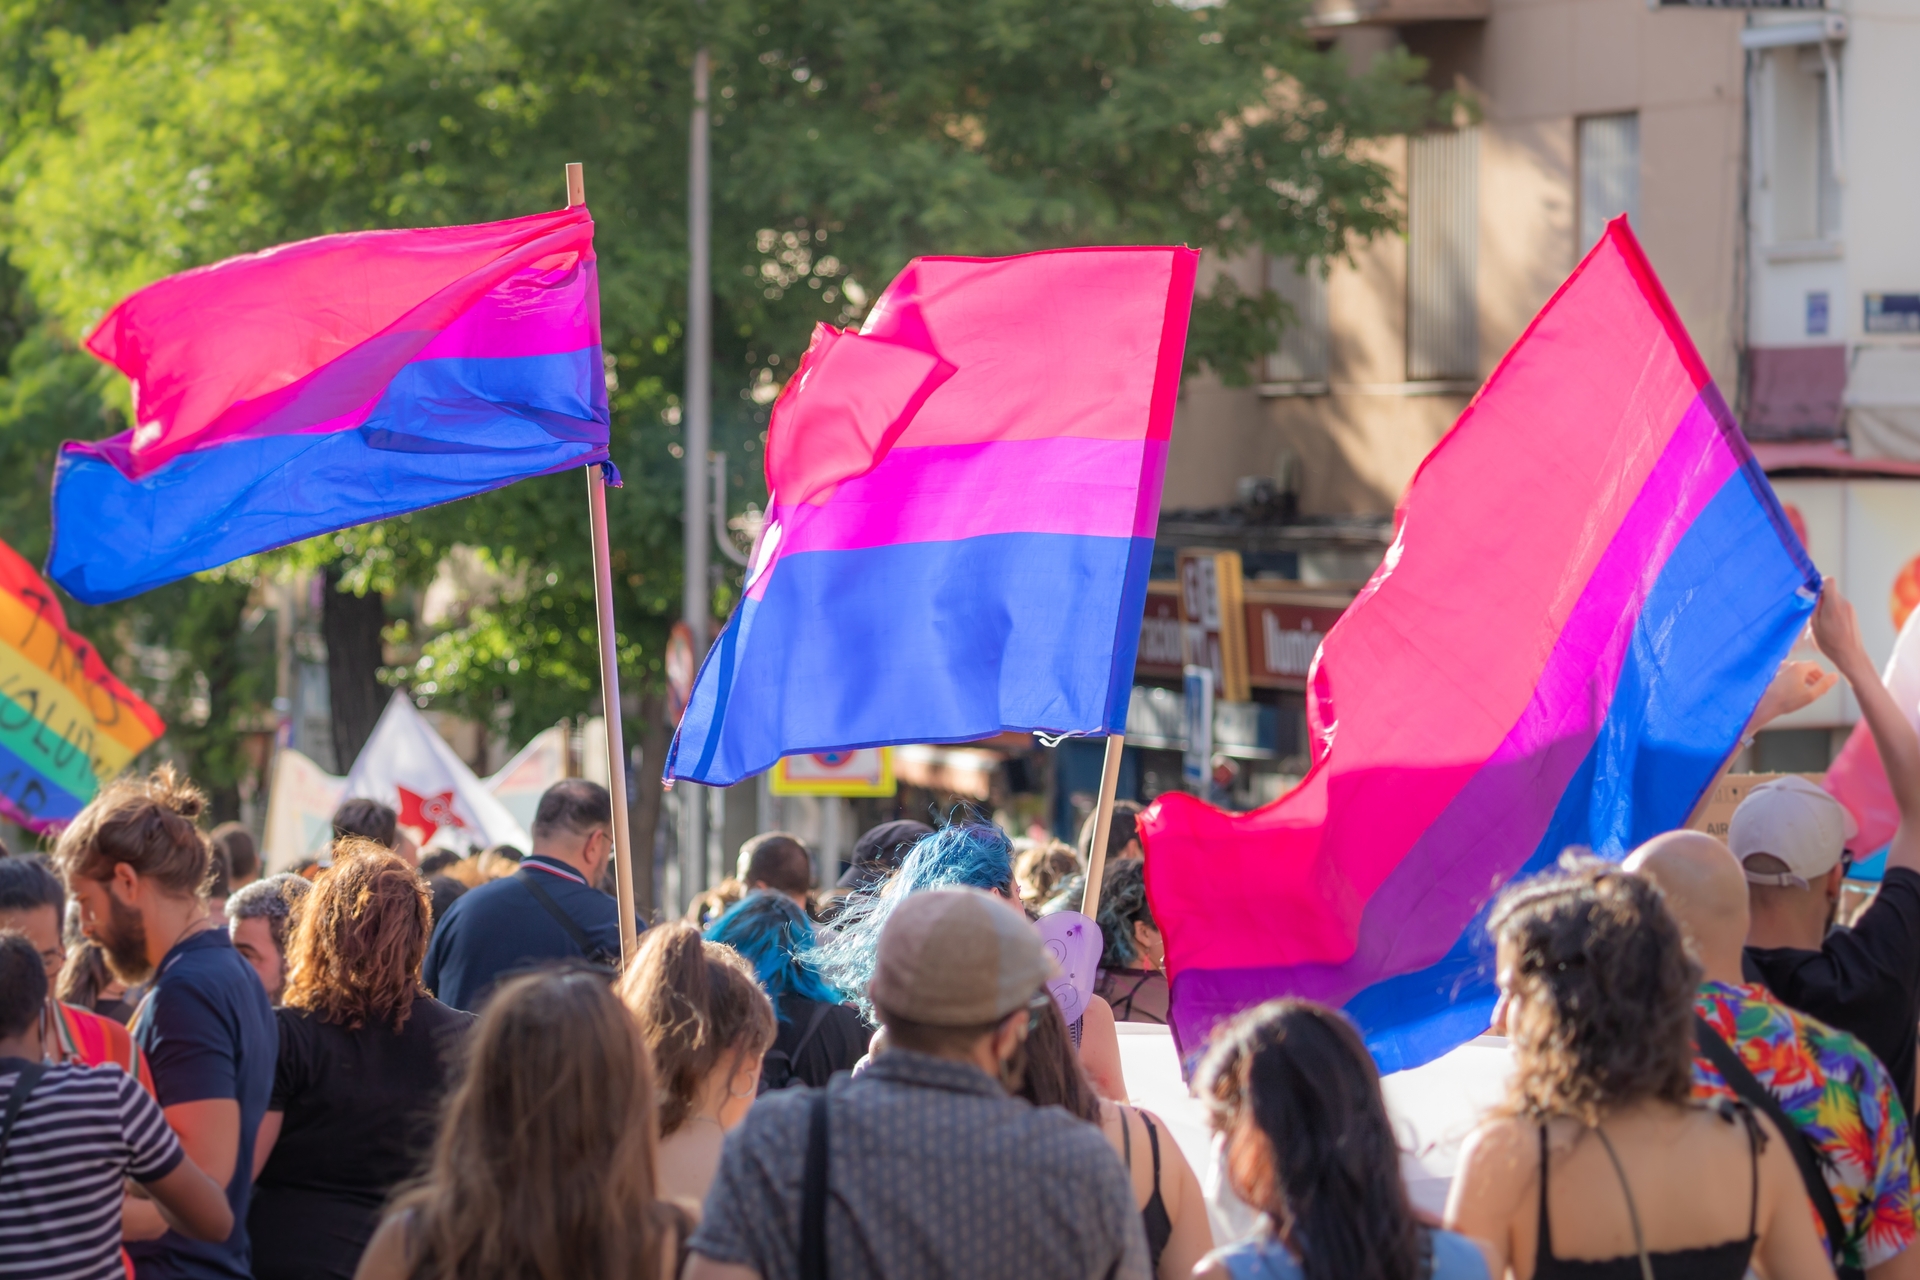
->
[249,997,475,1280]
[1745,865,1920,1119]
[762,995,871,1091]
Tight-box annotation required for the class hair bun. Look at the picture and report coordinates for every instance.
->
[146,763,207,822]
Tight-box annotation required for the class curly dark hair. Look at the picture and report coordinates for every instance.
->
[1489,854,1699,1125]
[1094,857,1155,968]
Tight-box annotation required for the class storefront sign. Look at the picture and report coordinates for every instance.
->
[1177,549,1250,702]
[770,748,896,796]
[1135,584,1185,679]
[1246,602,1346,689]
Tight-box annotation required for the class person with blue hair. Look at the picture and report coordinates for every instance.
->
[706,891,871,1090]
[808,821,1128,1098]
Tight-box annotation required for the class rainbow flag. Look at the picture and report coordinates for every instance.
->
[0,539,164,830]
[1140,220,1819,1073]
[667,246,1198,787]
[49,206,607,605]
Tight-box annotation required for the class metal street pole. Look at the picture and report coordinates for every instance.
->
[681,45,712,908]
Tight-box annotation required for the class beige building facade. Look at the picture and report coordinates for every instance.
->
[1165,0,1753,520]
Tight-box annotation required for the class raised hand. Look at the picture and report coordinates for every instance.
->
[1750,659,1840,731]
[1810,577,1872,680]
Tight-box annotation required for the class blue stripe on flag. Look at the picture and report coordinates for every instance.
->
[669,532,1156,787]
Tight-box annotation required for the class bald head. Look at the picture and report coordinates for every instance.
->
[1623,830,1749,983]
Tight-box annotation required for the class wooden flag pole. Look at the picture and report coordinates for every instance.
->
[1078,733,1127,919]
[570,161,639,968]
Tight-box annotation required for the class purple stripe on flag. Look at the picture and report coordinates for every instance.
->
[767,437,1168,559]
[416,258,601,361]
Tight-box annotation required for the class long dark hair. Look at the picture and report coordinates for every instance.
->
[1199,1000,1423,1280]
[391,969,672,1280]
[1015,996,1102,1123]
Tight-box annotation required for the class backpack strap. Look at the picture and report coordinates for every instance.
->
[787,1004,833,1072]
[0,1060,48,1167]
[1694,1015,1859,1278]
[799,1087,830,1280]
[515,870,618,969]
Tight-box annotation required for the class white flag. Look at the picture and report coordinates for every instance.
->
[485,725,569,836]
[262,748,348,873]
[345,691,530,852]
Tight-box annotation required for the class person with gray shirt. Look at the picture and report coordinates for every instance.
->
[686,887,1149,1280]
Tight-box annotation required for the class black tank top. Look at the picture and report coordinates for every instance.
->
[1119,1106,1173,1267]
[1533,1108,1759,1280]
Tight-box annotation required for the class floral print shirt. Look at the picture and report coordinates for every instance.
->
[1693,979,1920,1270]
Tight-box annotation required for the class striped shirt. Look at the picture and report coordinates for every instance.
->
[0,1059,184,1280]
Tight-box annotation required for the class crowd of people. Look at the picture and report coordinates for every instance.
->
[2,582,1920,1279]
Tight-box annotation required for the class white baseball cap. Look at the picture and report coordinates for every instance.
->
[1728,776,1860,889]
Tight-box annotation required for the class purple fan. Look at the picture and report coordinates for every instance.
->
[1036,909,1102,1025]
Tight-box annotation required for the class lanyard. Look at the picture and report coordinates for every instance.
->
[521,857,588,887]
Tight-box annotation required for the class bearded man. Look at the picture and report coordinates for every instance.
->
[55,767,275,1280]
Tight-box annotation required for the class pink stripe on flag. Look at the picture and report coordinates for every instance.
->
[856,247,1187,446]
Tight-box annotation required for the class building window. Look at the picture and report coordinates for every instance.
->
[1578,114,1640,254]
[1264,256,1328,385]
[1406,126,1479,382]
[1760,47,1841,244]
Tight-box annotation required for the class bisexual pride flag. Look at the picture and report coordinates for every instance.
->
[1140,219,1820,1074]
[667,247,1198,787]
[50,206,608,604]
[0,537,164,830]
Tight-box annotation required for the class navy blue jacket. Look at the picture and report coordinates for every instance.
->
[422,856,625,1011]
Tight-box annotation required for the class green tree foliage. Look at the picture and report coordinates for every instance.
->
[0,0,1429,769]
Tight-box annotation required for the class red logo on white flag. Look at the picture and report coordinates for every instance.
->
[397,785,467,837]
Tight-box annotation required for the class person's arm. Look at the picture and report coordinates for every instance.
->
[165,1097,242,1185]
[352,1213,412,1280]
[253,1110,283,1179]
[683,1259,761,1280]
[1749,1111,1839,1280]
[1078,995,1128,1100]
[1443,1121,1530,1280]
[140,1157,234,1243]
[125,1099,242,1240]
[1868,1246,1920,1280]
[1813,581,1920,878]
[1138,1110,1213,1280]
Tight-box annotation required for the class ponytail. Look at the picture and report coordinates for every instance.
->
[617,923,775,1135]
